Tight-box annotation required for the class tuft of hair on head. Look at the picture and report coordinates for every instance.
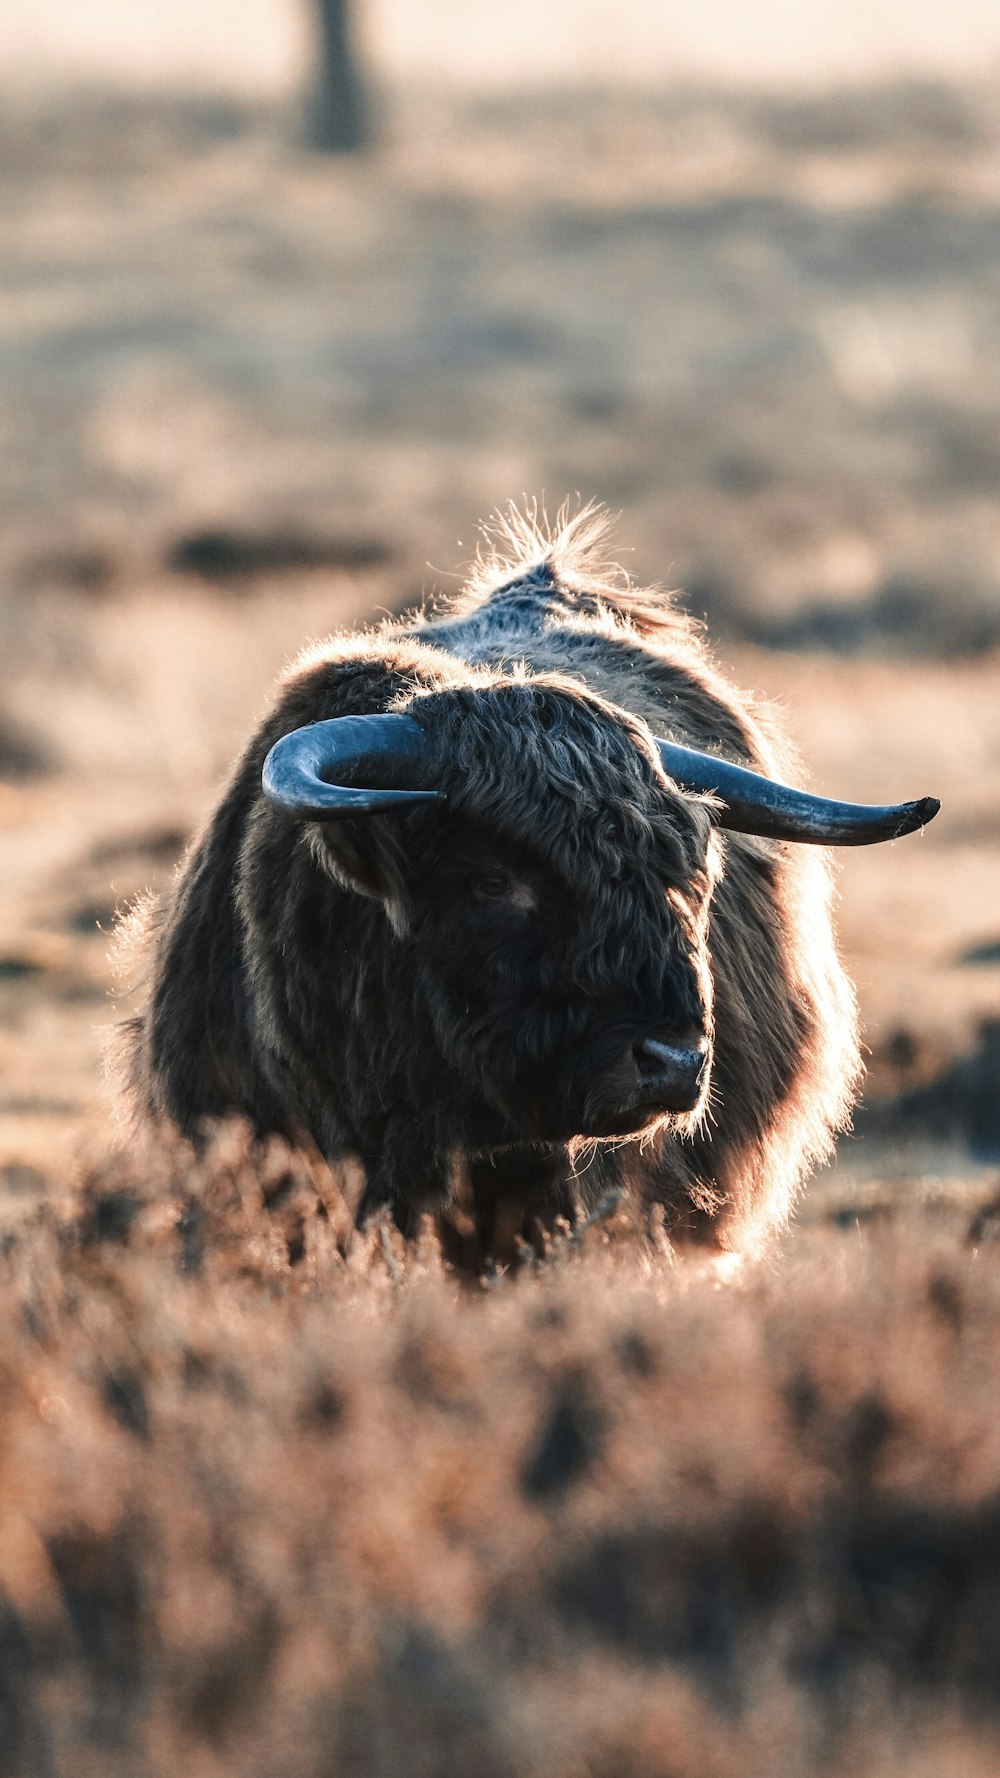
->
[465,498,685,644]
[468,498,628,600]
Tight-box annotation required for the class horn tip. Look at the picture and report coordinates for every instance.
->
[900,795,940,835]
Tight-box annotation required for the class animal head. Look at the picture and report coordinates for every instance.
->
[260,671,936,1148]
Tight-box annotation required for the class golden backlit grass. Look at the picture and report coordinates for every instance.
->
[0,1125,997,1775]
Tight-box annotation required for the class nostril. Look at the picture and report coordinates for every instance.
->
[633,1036,706,1082]
[633,1039,665,1081]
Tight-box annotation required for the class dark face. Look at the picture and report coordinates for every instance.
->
[399,769,717,1147]
[317,681,718,1148]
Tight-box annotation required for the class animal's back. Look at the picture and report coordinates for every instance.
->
[417,507,783,776]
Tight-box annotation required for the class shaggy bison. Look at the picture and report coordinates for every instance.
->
[125,511,938,1254]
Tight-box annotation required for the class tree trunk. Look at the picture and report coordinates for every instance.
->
[308,0,371,155]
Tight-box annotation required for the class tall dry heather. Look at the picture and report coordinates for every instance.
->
[0,1128,999,1776]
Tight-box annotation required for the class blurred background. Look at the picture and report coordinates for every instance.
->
[1,1,998,1198]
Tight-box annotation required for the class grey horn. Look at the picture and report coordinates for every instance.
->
[655,739,939,847]
[262,714,445,820]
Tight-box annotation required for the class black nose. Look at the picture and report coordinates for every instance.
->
[632,1036,708,1113]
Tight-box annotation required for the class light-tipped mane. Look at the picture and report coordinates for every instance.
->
[462,499,688,645]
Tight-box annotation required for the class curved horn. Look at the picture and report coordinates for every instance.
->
[262,714,445,821]
[656,739,939,847]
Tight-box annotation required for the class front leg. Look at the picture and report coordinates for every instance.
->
[467,1145,582,1264]
[355,1123,452,1240]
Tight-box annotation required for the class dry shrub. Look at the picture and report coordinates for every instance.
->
[1,1127,1000,1775]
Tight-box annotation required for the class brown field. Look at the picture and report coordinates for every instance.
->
[1,78,999,1773]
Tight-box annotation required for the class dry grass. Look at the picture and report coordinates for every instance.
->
[1,1126,999,1776]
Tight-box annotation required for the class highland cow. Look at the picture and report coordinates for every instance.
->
[125,510,938,1256]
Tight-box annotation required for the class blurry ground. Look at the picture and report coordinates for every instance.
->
[1,80,998,1196]
[3,1126,1000,1777]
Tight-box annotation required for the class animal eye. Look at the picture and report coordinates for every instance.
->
[474,873,511,900]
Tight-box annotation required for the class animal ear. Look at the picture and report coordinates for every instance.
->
[312,819,410,928]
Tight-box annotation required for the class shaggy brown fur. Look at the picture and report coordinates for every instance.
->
[123,507,859,1255]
